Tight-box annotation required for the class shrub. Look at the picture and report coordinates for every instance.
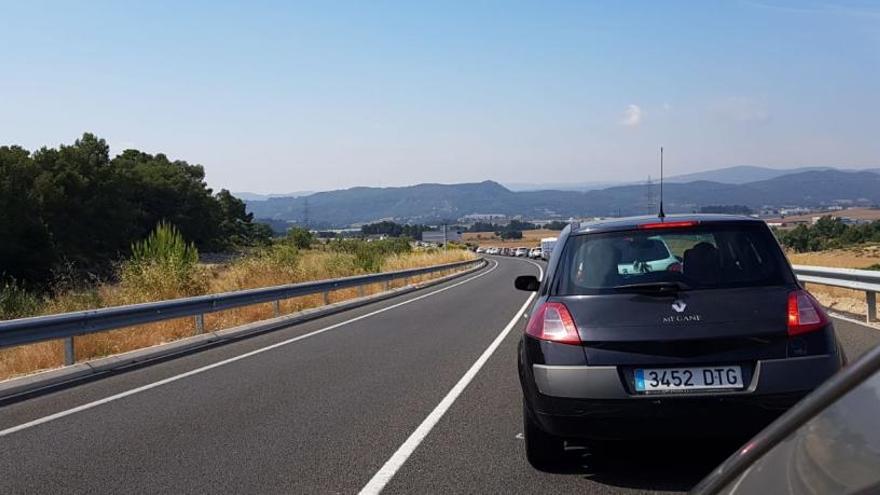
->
[329,238,412,272]
[120,222,205,301]
[0,279,41,319]
[215,242,300,291]
[287,227,315,249]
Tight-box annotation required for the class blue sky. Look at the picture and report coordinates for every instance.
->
[2,1,879,192]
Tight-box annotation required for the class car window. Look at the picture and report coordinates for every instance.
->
[553,223,793,294]
[618,236,673,263]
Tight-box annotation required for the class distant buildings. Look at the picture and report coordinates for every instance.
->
[459,213,507,222]
[422,228,463,245]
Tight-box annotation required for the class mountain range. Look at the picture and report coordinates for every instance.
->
[243,167,880,227]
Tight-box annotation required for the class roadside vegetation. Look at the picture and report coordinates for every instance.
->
[0,133,273,293]
[0,223,475,380]
[0,137,477,380]
[775,216,880,259]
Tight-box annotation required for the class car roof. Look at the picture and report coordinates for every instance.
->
[571,214,764,235]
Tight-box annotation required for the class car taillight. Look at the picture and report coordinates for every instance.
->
[787,290,828,336]
[666,262,682,272]
[525,302,581,344]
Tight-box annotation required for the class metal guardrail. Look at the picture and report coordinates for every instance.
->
[793,264,879,323]
[0,258,485,365]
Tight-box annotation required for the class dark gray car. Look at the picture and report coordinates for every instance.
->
[515,214,845,469]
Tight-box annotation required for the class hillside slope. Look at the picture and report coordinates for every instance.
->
[246,169,880,226]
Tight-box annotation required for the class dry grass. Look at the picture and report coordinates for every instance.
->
[463,229,561,248]
[0,247,476,381]
[804,284,872,317]
[787,245,880,269]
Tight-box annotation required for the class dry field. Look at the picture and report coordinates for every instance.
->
[0,249,475,381]
[766,207,880,225]
[787,245,880,269]
[463,229,561,248]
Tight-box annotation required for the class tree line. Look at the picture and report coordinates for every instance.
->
[0,133,272,288]
[360,221,429,239]
[775,215,880,253]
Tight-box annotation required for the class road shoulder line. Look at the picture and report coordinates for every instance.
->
[358,259,543,494]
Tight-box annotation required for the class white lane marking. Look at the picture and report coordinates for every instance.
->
[359,259,543,494]
[0,260,499,438]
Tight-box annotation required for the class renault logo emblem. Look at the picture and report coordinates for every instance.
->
[672,300,687,313]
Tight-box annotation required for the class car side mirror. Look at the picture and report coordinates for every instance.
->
[515,275,540,292]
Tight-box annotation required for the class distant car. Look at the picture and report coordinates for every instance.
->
[485,247,497,255]
[475,247,486,253]
[540,237,557,260]
[515,247,529,257]
[529,248,542,259]
[515,215,844,470]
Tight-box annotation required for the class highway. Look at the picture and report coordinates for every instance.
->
[1,256,878,494]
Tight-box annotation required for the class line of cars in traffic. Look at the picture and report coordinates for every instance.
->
[476,245,544,259]
[475,236,558,261]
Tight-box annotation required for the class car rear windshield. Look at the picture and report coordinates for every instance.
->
[552,222,794,295]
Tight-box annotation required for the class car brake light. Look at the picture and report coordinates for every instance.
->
[787,290,828,336]
[639,220,699,230]
[667,262,682,272]
[525,302,581,344]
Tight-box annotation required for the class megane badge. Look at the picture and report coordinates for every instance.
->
[672,300,687,313]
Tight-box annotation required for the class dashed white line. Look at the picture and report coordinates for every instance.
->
[359,259,543,494]
[0,259,499,438]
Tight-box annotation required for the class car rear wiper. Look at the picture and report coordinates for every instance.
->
[612,281,692,294]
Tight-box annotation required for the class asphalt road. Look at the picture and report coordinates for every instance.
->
[1,256,878,494]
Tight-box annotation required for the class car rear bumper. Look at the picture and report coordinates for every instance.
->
[524,355,841,440]
[532,354,839,400]
[530,392,806,440]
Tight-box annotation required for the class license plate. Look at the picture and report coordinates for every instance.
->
[634,366,743,392]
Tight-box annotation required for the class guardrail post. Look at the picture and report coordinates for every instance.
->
[404,276,410,286]
[384,280,390,291]
[194,314,205,334]
[868,291,877,323]
[64,337,75,365]
[323,290,330,305]
[358,285,366,298]
[272,300,281,317]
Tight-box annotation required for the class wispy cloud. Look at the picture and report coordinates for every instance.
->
[620,104,643,127]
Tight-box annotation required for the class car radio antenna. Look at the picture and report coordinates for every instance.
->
[658,146,666,219]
